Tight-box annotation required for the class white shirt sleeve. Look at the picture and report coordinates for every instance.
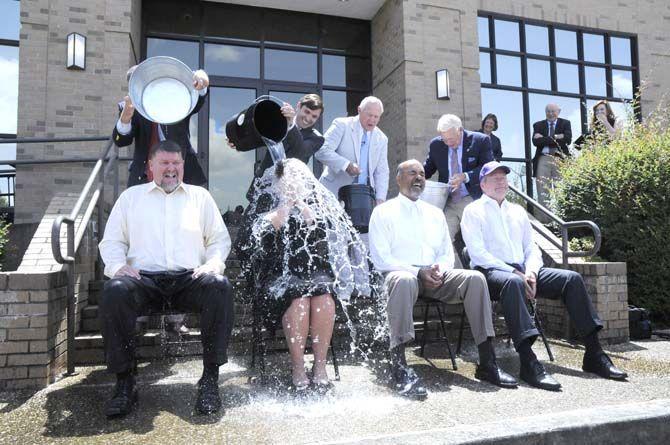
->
[99,193,130,278]
[434,212,455,272]
[201,192,231,274]
[116,118,132,135]
[368,207,420,276]
[460,204,516,273]
[521,210,543,276]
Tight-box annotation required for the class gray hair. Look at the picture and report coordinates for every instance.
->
[545,103,561,113]
[359,96,384,113]
[436,114,462,133]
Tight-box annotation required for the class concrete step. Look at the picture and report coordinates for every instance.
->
[74,323,354,365]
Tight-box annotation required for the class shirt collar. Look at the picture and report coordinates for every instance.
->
[481,193,508,210]
[397,192,421,210]
[146,181,188,196]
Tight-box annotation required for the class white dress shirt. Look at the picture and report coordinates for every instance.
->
[99,181,230,278]
[460,194,543,275]
[368,193,454,276]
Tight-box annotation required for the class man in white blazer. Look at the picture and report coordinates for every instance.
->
[315,96,390,204]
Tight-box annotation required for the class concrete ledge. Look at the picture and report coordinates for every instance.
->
[326,399,670,445]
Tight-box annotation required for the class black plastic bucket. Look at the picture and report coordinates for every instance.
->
[338,184,376,233]
[225,97,288,152]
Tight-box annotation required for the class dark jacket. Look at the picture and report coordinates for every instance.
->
[531,117,572,177]
[113,93,208,187]
[478,130,502,161]
[423,130,494,199]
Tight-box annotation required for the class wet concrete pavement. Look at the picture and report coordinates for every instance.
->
[2,336,670,444]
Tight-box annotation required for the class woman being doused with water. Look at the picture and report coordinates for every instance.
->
[245,158,370,393]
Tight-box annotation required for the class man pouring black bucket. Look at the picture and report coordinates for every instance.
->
[226,94,325,201]
[314,96,390,234]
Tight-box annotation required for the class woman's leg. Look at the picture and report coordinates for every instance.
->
[282,297,311,387]
[309,294,336,383]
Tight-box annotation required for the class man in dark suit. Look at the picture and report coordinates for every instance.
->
[244,93,325,201]
[113,65,209,188]
[424,114,493,265]
[531,103,572,222]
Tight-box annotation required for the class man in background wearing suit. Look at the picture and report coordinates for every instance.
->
[315,96,389,205]
[423,114,493,266]
[531,103,572,223]
[113,65,209,188]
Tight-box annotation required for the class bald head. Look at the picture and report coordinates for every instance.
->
[396,159,426,201]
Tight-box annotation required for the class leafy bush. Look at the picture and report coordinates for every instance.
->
[0,217,10,270]
[554,112,670,323]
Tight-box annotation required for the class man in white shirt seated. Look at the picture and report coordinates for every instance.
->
[98,140,234,417]
[369,159,517,399]
[461,161,627,391]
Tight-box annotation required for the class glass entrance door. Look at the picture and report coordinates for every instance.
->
[208,87,257,213]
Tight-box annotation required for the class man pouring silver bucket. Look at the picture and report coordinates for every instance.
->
[314,96,390,234]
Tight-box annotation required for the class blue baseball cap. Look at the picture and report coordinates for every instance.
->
[479,161,511,181]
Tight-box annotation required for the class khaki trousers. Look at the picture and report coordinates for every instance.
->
[384,269,495,349]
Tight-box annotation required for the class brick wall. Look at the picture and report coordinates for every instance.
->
[538,262,629,344]
[0,191,97,389]
[15,0,140,224]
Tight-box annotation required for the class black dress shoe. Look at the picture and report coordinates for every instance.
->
[475,363,518,389]
[105,376,138,418]
[393,365,428,400]
[520,360,562,391]
[583,352,628,380]
[195,377,222,415]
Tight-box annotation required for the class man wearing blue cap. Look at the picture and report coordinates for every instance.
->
[460,161,627,391]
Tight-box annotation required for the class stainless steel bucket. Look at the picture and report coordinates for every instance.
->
[419,181,449,209]
[128,56,198,124]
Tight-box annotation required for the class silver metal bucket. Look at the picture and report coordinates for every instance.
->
[419,181,449,210]
[128,56,198,124]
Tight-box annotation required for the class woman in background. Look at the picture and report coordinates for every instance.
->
[479,113,503,161]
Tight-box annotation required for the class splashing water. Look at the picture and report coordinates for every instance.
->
[261,136,287,164]
[235,159,391,375]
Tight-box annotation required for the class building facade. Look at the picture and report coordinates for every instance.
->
[11,0,670,225]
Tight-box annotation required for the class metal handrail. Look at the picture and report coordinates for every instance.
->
[508,184,602,267]
[44,135,120,376]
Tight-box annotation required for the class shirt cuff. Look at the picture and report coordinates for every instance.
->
[464,172,469,183]
[116,119,132,135]
[107,262,126,278]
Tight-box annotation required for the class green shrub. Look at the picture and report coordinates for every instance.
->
[0,217,10,270]
[554,113,670,323]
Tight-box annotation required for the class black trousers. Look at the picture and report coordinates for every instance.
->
[479,266,603,350]
[99,271,234,374]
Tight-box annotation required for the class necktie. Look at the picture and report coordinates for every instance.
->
[358,131,369,185]
[449,146,462,202]
[549,121,555,138]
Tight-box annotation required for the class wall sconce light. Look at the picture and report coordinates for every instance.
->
[436,69,450,100]
[66,32,86,70]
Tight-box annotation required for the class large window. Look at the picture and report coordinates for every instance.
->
[143,1,371,212]
[478,13,638,194]
[0,0,20,208]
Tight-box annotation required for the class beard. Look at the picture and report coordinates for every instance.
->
[158,179,180,194]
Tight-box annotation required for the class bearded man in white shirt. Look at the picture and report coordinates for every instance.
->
[369,159,517,399]
[461,161,627,392]
[98,140,234,418]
